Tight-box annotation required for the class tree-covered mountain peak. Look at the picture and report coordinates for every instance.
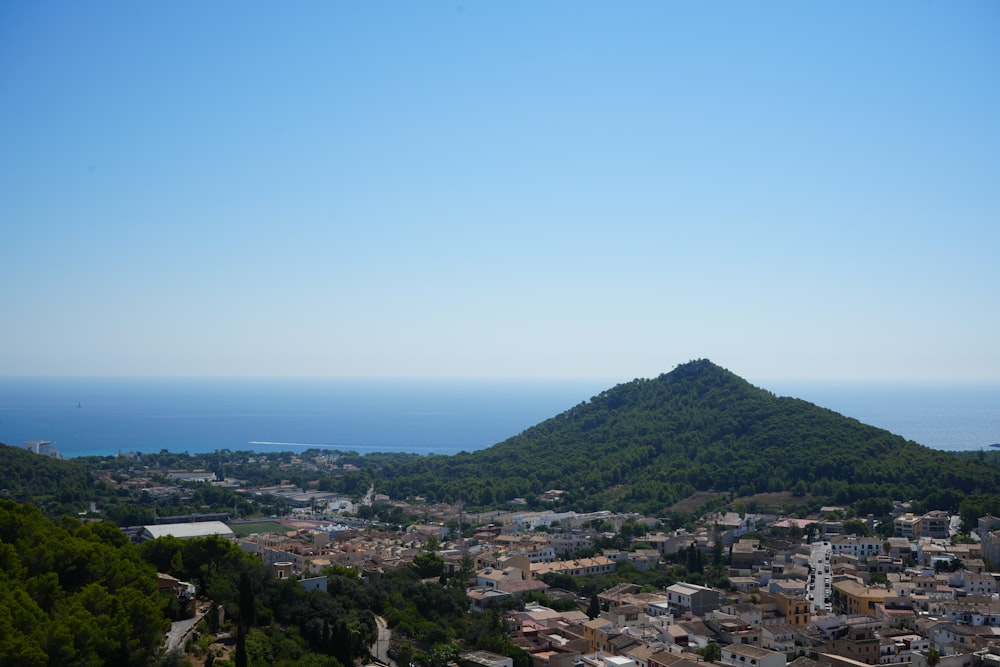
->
[371,360,999,514]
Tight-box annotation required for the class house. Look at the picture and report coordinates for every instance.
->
[720,643,786,667]
[582,617,613,653]
[958,572,997,597]
[872,601,917,629]
[731,540,771,569]
[478,566,525,590]
[761,623,798,654]
[878,633,928,666]
[664,582,724,617]
[824,623,880,665]
[648,649,693,667]
[769,576,809,598]
[624,644,662,667]
[939,597,1000,627]
[723,601,766,626]
[468,587,515,612]
[712,617,761,647]
[642,531,706,557]
[925,621,998,653]
[598,583,671,616]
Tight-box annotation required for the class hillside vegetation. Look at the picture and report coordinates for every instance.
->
[366,360,1000,514]
[0,444,95,513]
[0,500,167,666]
[3,360,998,522]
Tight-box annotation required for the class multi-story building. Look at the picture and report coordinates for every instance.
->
[980,530,1000,569]
[894,514,921,539]
[878,633,928,665]
[825,623,881,665]
[920,511,951,540]
[960,572,998,596]
[731,539,770,569]
[761,591,811,627]
[549,529,595,557]
[831,579,887,616]
[939,598,1000,627]
[664,582,724,617]
[830,535,884,559]
[531,556,615,579]
[977,515,1000,536]
[23,439,60,458]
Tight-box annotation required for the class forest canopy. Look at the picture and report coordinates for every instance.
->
[361,360,1000,514]
[0,499,168,667]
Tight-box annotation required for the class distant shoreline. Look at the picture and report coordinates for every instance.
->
[2,376,998,459]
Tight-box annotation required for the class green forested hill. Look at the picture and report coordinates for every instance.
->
[0,500,167,666]
[0,443,95,512]
[368,360,1000,513]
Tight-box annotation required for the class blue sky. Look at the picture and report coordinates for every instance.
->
[2,1,998,382]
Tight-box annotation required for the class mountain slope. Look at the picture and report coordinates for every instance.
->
[0,443,95,508]
[371,360,999,512]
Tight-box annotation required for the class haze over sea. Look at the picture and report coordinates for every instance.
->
[0,377,997,459]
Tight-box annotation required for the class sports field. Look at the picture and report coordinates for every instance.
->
[230,521,284,537]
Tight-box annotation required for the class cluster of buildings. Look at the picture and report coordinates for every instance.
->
[123,487,1000,667]
[463,512,1000,667]
[454,508,1000,667]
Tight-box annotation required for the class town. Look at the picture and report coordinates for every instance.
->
[106,448,1000,667]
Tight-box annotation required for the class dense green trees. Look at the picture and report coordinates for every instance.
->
[362,361,1000,519]
[0,500,168,666]
[0,444,95,513]
[7,361,999,530]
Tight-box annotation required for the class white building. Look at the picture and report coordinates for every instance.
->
[139,521,235,541]
[829,535,884,559]
[24,440,60,458]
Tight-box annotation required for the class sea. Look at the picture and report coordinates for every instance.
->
[0,376,997,459]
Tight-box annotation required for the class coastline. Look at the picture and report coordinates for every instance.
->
[2,376,998,459]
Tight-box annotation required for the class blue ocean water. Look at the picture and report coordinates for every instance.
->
[765,380,1000,452]
[0,377,609,458]
[0,377,997,458]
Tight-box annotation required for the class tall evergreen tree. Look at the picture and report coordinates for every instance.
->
[587,593,601,620]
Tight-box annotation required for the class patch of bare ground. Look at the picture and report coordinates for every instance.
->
[732,491,820,513]
[665,491,726,516]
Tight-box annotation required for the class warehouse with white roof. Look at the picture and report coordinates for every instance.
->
[139,521,235,541]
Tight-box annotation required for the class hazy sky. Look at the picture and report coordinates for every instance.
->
[2,2,998,382]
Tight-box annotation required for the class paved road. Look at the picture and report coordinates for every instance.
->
[164,605,210,655]
[808,541,832,613]
[372,615,397,667]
